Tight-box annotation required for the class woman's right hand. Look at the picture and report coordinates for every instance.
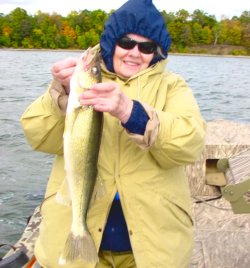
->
[51,57,78,94]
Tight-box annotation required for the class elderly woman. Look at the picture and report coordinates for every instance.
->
[21,0,206,267]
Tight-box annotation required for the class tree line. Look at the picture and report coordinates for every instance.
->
[0,8,249,55]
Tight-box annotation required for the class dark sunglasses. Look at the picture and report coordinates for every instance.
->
[117,36,157,54]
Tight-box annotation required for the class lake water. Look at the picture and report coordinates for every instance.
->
[0,50,250,253]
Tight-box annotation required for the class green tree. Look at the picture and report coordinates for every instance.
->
[77,28,100,49]
[71,10,92,35]
[161,10,175,25]
[192,9,217,28]
[238,11,250,24]
[242,23,250,48]
[219,19,243,45]
[90,9,108,35]
[238,11,250,48]
[191,22,203,45]
[200,26,213,44]
[33,11,63,48]
[0,7,249,53]
[167,10,192,50]
[8,8,33,47]
[32,28,43,48]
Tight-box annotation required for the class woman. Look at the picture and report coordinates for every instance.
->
[21,0,206,267]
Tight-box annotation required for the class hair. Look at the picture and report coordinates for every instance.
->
[156,46,166,59]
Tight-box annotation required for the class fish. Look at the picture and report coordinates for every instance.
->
[58,47,102,265]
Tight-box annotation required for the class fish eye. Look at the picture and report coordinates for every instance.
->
[92,66,98,75]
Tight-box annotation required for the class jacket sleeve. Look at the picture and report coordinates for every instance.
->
[126,73,206,169]
[20,81,67,155]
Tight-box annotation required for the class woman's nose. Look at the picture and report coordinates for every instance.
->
[127,45,140,56]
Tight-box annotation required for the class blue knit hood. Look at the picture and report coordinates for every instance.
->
[100,0,172,72]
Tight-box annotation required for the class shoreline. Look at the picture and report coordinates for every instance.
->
[1,47,250,59]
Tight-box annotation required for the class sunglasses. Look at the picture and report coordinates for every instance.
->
[117,36,157,54]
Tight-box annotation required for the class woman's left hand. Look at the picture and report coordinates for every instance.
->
[79,82,133,123]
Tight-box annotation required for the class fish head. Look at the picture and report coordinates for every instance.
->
[77,48,101,91]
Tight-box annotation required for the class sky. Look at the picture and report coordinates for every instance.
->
[0,0,249,20]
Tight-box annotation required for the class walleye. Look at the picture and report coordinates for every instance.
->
[58,48,102,265]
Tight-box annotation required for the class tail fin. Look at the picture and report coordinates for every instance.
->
[59,231,99,265]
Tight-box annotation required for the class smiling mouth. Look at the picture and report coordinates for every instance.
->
[123,60,140,66]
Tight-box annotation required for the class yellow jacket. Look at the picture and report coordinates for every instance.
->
[21,58,206,268]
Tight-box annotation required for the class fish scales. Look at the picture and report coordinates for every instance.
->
[58,48,102,265]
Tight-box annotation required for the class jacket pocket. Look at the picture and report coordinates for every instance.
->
[159,193,193,227]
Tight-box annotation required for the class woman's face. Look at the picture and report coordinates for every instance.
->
[113,33,155,78]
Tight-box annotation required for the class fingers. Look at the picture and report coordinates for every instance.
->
[90,82,117,92]
[51,57,79,93]
[79,82,117,102]
[52,65,75,81]
[87,98,116,113]
[51,57,78,75]
[91,82,122,97]
[79,82,133,123]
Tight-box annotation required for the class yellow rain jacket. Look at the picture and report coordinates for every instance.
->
[21,58,206,268]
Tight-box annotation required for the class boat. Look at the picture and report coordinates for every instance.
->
[187,120,250,268]
[1,119,250,268]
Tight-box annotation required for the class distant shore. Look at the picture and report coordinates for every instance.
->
[1,45,250,58]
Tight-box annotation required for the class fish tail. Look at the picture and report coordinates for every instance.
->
[59,230,99,265]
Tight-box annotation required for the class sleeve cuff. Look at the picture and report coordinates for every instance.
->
[121,100,149,135]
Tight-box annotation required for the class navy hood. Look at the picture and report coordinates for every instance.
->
[100,0,172,72]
